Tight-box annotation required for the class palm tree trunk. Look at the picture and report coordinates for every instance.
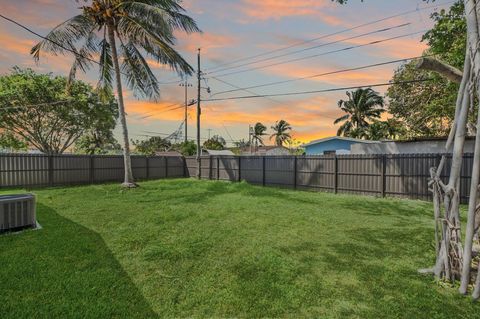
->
[107,25,136,187]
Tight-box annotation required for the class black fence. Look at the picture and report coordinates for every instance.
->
[186,154,474,203]
[0,153,185,188]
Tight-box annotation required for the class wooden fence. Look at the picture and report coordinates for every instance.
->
[1,153,474,204]
[186,154,474,203]
[0,153,185,188]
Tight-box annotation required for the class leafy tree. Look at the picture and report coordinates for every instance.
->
[270,120,292,146]
[0,68,118,154]
[423,1,466,69]
[75,130,121,155]
[203,135,226,150]
[252,122,267,148]
[32,0,200,187]
[386,1,466,138]
[365,119,405,140]
[133,136,171,156]
[172,140,197,156]
[0,131,28,152]
[334,88,384,138]
[387,63,457,138]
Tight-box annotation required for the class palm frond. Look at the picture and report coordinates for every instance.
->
[117,16,193,75]
[120,2,201,35]
[97,38,114,97]
[334,114,350,124]
[31,15,94,61]
[120,40,160,100]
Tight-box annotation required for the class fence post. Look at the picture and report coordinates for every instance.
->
[183,157,187,178]
[90,155,95,184]
[209,156,213,180]
[293,156,298,189]
[381,155,386,198]
[164,156,168,179]
[238,156,242,182]
[217,157,220,180]
[146,156,150,180]
[334,155,338,194]
[48,154,54,187]
[262,156,266,186]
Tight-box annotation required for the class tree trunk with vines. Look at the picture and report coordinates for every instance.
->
[428,0,480,299]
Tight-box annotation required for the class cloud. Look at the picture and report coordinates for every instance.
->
[175,31,238,58]
[239,0,343,25]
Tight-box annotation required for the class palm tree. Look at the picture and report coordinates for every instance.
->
[270,120,292,146]
[334,88,385,138]
[31,0,199,187]
[252,122,267,151]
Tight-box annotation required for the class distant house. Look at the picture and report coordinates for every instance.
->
[241,146,291,156]
[302,137,379,155]
[204,149,235,156]
[351,136,476,154]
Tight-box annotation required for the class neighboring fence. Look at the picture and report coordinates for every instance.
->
[186,154,474,203]
[0,153,185,188]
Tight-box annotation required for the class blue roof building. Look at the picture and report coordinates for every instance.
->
[302,137,379,155]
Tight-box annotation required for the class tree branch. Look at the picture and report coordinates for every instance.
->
[416,57,463,84]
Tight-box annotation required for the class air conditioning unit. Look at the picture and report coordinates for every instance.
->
[0,194,36,233]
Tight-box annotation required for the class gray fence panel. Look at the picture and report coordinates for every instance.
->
[0,154,49,187]
[337,155,382,195]
[148,157,167,179]
[218,157,239,181]
[0,154,185,188]
[53,155,90,185]
[297,156,335,191]
[265,157,295,187]
[240,157,263,184]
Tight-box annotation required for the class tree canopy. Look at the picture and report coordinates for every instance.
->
[203,135,226,150]
[133,136,171,156]
[0,68,118,154]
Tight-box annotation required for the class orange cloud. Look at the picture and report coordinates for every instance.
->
[176,32,237,55]
[239,0,344,27]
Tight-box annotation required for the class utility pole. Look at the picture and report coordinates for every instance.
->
[196,48,202,179]
[179,78,192,143]
[249,125,253,155]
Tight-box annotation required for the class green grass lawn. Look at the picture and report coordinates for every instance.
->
[1,179,479,318]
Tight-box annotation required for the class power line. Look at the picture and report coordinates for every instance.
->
[205,22,411,75]
[210,30,427,79]
[209,76,340,121]
[204,78,433,102]
[204,0,454,72]
[210,55,433,96]
[0,13,182,86]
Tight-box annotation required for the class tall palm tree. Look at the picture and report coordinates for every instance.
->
[334,88,385,138]
[270,120,292,146]
[31,0,200,187]
[252,122,267,151]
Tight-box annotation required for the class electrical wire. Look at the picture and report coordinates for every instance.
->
[205,22,411,75]
[204,0,453,72]
[210,55,433,96]
[210,30,427,79]
[204,78,433,102]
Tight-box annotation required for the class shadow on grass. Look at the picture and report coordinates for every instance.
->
[0,203,157,319]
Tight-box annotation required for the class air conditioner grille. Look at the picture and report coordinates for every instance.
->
[0,194,36,232]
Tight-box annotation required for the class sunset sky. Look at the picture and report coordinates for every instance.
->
[0,0,453,145]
